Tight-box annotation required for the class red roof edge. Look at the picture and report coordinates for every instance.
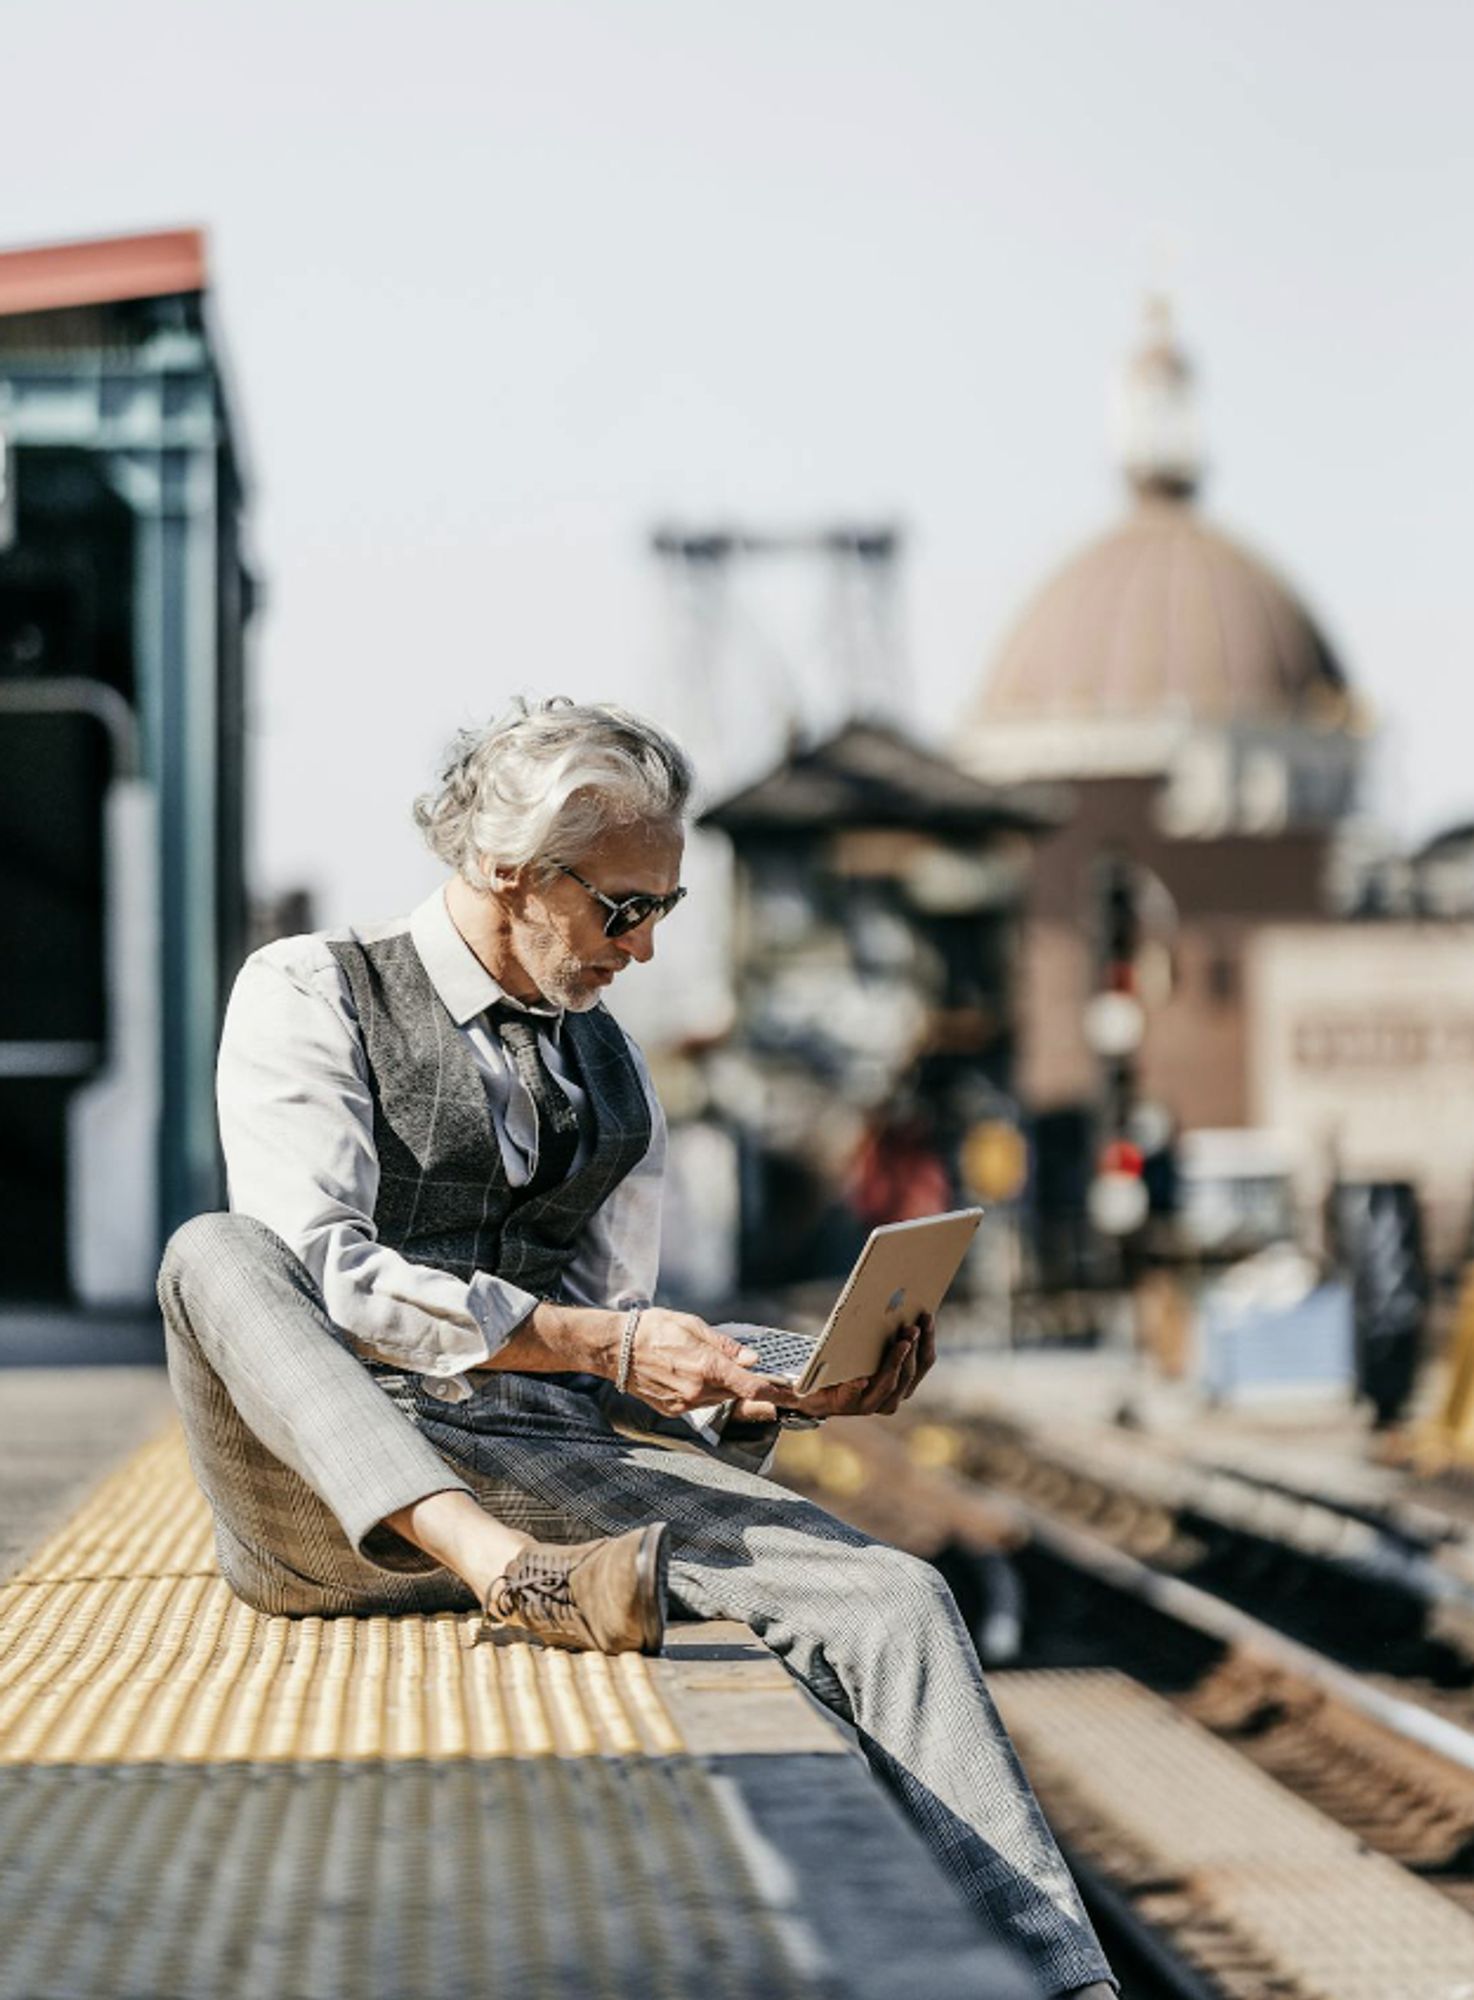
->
[0,228,208,319]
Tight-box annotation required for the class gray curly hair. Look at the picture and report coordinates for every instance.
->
[414,696,695,889]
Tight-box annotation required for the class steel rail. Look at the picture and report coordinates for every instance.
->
[1059,1846,1235,2000]
[992,1483,1474,1777]
[961,1407,1474,1611]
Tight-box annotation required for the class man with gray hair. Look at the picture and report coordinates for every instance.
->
[159,696,1113,1999]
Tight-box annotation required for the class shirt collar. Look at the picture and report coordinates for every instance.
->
[409,887,564,1033]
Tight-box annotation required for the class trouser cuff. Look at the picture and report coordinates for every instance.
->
[345,1474,476,1574]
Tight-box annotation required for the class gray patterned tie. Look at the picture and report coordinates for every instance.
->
[491,1006,580,1195]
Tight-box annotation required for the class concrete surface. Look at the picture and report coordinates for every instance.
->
[0,1363,174,1581]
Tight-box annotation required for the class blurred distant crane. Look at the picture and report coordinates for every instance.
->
[650,520,905,784]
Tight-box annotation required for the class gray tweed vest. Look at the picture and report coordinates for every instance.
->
[327,932,652,1299]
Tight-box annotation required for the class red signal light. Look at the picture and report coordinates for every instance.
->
[1099,1139,1145,1178]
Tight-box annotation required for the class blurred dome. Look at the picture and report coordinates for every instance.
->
[970,498,1350,733]
[961,301,1353,755]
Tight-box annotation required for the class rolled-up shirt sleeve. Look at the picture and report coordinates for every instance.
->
[217,945,538,1384]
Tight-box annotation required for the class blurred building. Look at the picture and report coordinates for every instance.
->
[955,301,1474,1267]
[956,299,1365,1130]
[0,229,255,1304]
[694,721,1054,1290]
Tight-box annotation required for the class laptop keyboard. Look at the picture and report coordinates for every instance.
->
[741,1327,820,1380]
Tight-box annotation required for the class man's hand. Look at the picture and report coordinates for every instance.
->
[727,1310,936,1428]
[482,1302,767,1412]
[620,1308,772,1418]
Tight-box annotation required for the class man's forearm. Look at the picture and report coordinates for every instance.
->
[476,1302,772,1432]
[473,1300,622,1379]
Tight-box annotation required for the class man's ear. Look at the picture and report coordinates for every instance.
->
[478,856,527,906]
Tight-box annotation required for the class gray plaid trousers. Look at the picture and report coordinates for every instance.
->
[157,1213,1111,1998]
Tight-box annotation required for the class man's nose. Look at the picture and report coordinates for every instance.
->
[617,920,657,965]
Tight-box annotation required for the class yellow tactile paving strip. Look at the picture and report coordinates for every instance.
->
[0,1424,859,2000]
[0,1427,683,1765]
[994,1668,1474,2000]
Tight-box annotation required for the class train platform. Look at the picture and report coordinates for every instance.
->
[0,1357,1037,2000]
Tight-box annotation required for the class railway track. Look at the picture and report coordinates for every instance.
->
[935,1410,1474,1730]
[776,1416,1474,2000]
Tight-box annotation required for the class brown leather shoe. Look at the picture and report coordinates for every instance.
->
[478,1522,669,1654]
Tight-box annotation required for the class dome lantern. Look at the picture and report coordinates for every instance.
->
[1114,295,1202,503]
[956,303,1360,806]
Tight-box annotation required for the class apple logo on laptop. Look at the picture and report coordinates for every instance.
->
[887,1287,906,1313]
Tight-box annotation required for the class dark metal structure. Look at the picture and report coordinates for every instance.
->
[650,518,906,754]
[700,721,1058,1286]
[0,229,255,1302]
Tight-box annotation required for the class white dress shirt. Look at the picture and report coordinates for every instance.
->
[217,886,666,1404]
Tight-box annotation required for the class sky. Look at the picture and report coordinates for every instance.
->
[6,0,1474,966]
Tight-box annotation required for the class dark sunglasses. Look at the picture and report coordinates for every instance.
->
[556,863,688,938]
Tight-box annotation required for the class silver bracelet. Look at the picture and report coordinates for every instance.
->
[614,1305,643,1395]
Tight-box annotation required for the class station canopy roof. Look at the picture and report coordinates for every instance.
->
[0,229,217,370]
[0,229,206,319]
[701,719,1063,837]
[0,226,251,480]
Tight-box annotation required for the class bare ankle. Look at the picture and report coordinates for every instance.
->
[382,1489,531,1603]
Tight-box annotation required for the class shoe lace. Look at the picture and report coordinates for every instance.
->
[483,1549,583,1637]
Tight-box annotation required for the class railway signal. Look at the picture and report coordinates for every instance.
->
[1089,857,1148,1238]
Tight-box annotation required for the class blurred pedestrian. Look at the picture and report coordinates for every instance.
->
[848,1101,953,1225]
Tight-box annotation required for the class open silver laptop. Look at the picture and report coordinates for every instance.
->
[716,1207,983,1399]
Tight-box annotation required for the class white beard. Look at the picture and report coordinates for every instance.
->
[522,927,607,1012]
